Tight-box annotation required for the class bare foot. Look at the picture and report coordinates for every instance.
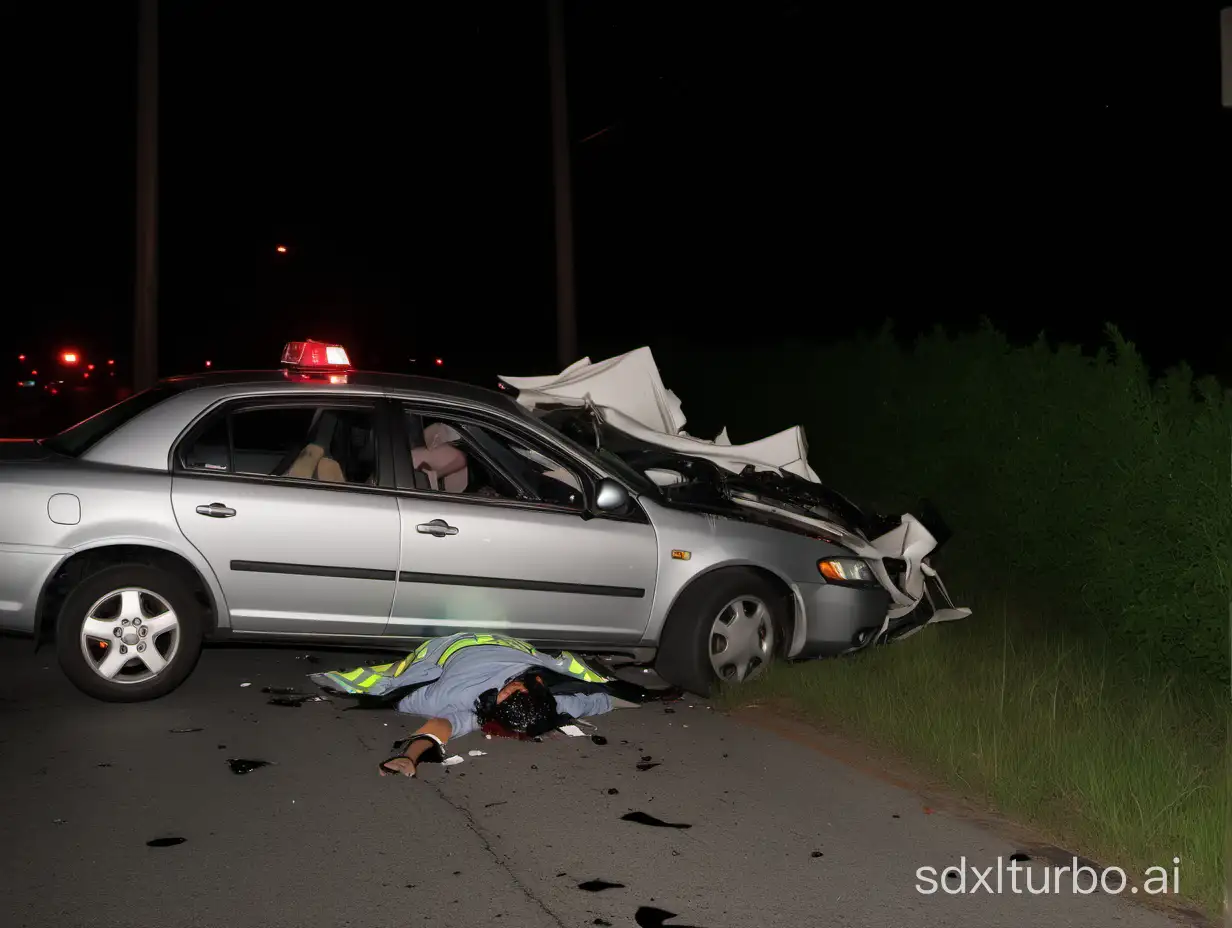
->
[379,755,416,777]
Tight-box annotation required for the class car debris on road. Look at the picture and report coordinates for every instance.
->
[306,632,679,777]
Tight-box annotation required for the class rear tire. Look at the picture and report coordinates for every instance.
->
[55,564,205,702]
[654,568,789,697]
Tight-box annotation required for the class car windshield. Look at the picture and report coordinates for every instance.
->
[40,383,182,457]
[530,406,661,497]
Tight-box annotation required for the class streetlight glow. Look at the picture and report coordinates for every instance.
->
[275,245,288,254]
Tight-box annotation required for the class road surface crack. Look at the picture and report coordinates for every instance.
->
[424,778,568,928]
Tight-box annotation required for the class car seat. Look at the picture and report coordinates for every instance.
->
[411,421,468,492]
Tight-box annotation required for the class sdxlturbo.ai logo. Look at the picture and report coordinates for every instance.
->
[916,856,1182,896]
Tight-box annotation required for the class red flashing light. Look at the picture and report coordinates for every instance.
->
[107,359,114,365]
[280,340,351,381]
[30,370,37,376]
[17,354,25,362]
[84,372,90,379]
[434,358,443,366]
[204,360,212,368]
[87,363,95,371]
[61,352,78,365]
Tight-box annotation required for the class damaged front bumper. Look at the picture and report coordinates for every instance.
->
[730,493,972,649]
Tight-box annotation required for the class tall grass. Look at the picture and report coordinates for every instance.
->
[718,599,1228,915]
[657,325,1230,914]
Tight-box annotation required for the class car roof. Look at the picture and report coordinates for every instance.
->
[162,369,521,411]
[81,368,530,470]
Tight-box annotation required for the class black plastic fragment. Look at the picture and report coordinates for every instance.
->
[169,728,203,733]
[811,851,824,858]
[591,735,608,745]
[268,695,312,707]
[578,879,625,892]
[1009,852,1031,862]
[636,762,660,771]
[621,811,691,829]
[607,788,619,795]
[636,906,701,927]
[147,837,186,847]
[484,801,508,808]
[227,758,270,775]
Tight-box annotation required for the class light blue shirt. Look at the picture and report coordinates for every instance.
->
[395,645,611,738]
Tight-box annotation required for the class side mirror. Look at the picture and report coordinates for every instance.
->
[594,478,630,513]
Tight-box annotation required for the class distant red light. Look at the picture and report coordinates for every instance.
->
[434,358,443,366]
[61,352,78,365]
[275,245,288,254]
[17,354,25,362]
[87,363,95,371]
[205,360,212,368]
[107,359,114,365]
[30,370,37,376]
[83,372,90,379]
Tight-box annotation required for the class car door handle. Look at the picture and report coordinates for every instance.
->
[416,519,458,537]
[195,502,237,518]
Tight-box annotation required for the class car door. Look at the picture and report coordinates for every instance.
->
[170,397,400,636]
[386,402,658,644]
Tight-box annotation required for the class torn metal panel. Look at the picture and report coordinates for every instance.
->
[503,348,972,633]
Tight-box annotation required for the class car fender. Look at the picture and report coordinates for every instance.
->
[55,532,230,631]
[639,498,833,649]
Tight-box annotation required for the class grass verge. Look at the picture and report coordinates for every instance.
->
[718,592,1229,917]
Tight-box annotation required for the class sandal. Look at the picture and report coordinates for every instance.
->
[379,754,415,777]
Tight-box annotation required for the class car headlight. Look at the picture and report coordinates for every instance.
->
[817,558,877,585]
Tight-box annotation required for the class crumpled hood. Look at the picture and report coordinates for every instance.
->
[501,348,972,641]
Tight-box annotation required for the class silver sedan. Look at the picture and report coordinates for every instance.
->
[0,363,935,701]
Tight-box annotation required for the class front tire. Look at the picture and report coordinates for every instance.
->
[655,568,788,696]
[55,564,205,702]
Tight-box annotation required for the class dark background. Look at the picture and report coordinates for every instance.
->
[2,1,1229,397]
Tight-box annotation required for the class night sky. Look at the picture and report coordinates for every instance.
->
[4,2,1230,389]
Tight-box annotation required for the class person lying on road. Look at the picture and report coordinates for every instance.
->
[308,632,679,777]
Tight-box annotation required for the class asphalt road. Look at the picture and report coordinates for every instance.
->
[0,639,1194,928]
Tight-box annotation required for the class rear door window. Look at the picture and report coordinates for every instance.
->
[178,403,380,486]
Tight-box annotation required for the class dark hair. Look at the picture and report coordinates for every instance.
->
[474,671,565,738]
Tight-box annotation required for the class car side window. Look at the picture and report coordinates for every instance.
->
[179,405,379,486]
[403,409,584,509]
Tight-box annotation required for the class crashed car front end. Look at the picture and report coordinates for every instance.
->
[500,347,971,653]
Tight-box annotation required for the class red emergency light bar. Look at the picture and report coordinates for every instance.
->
[280,340,351,383]
[281,340,350,369]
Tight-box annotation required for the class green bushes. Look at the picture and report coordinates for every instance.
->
[661,323,1231,683]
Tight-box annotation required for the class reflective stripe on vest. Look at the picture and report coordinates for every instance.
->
[437,633,537,666]
[324,634,611,692]
[558,651,610,683]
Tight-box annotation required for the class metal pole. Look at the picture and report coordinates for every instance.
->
[135,0,159,389]
[547,0,577,369]
[1222,7,1232,107]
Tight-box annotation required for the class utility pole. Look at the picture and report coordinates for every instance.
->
[134,0,159,390]
[1222,7,1232,107]
[547,0,577,369]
